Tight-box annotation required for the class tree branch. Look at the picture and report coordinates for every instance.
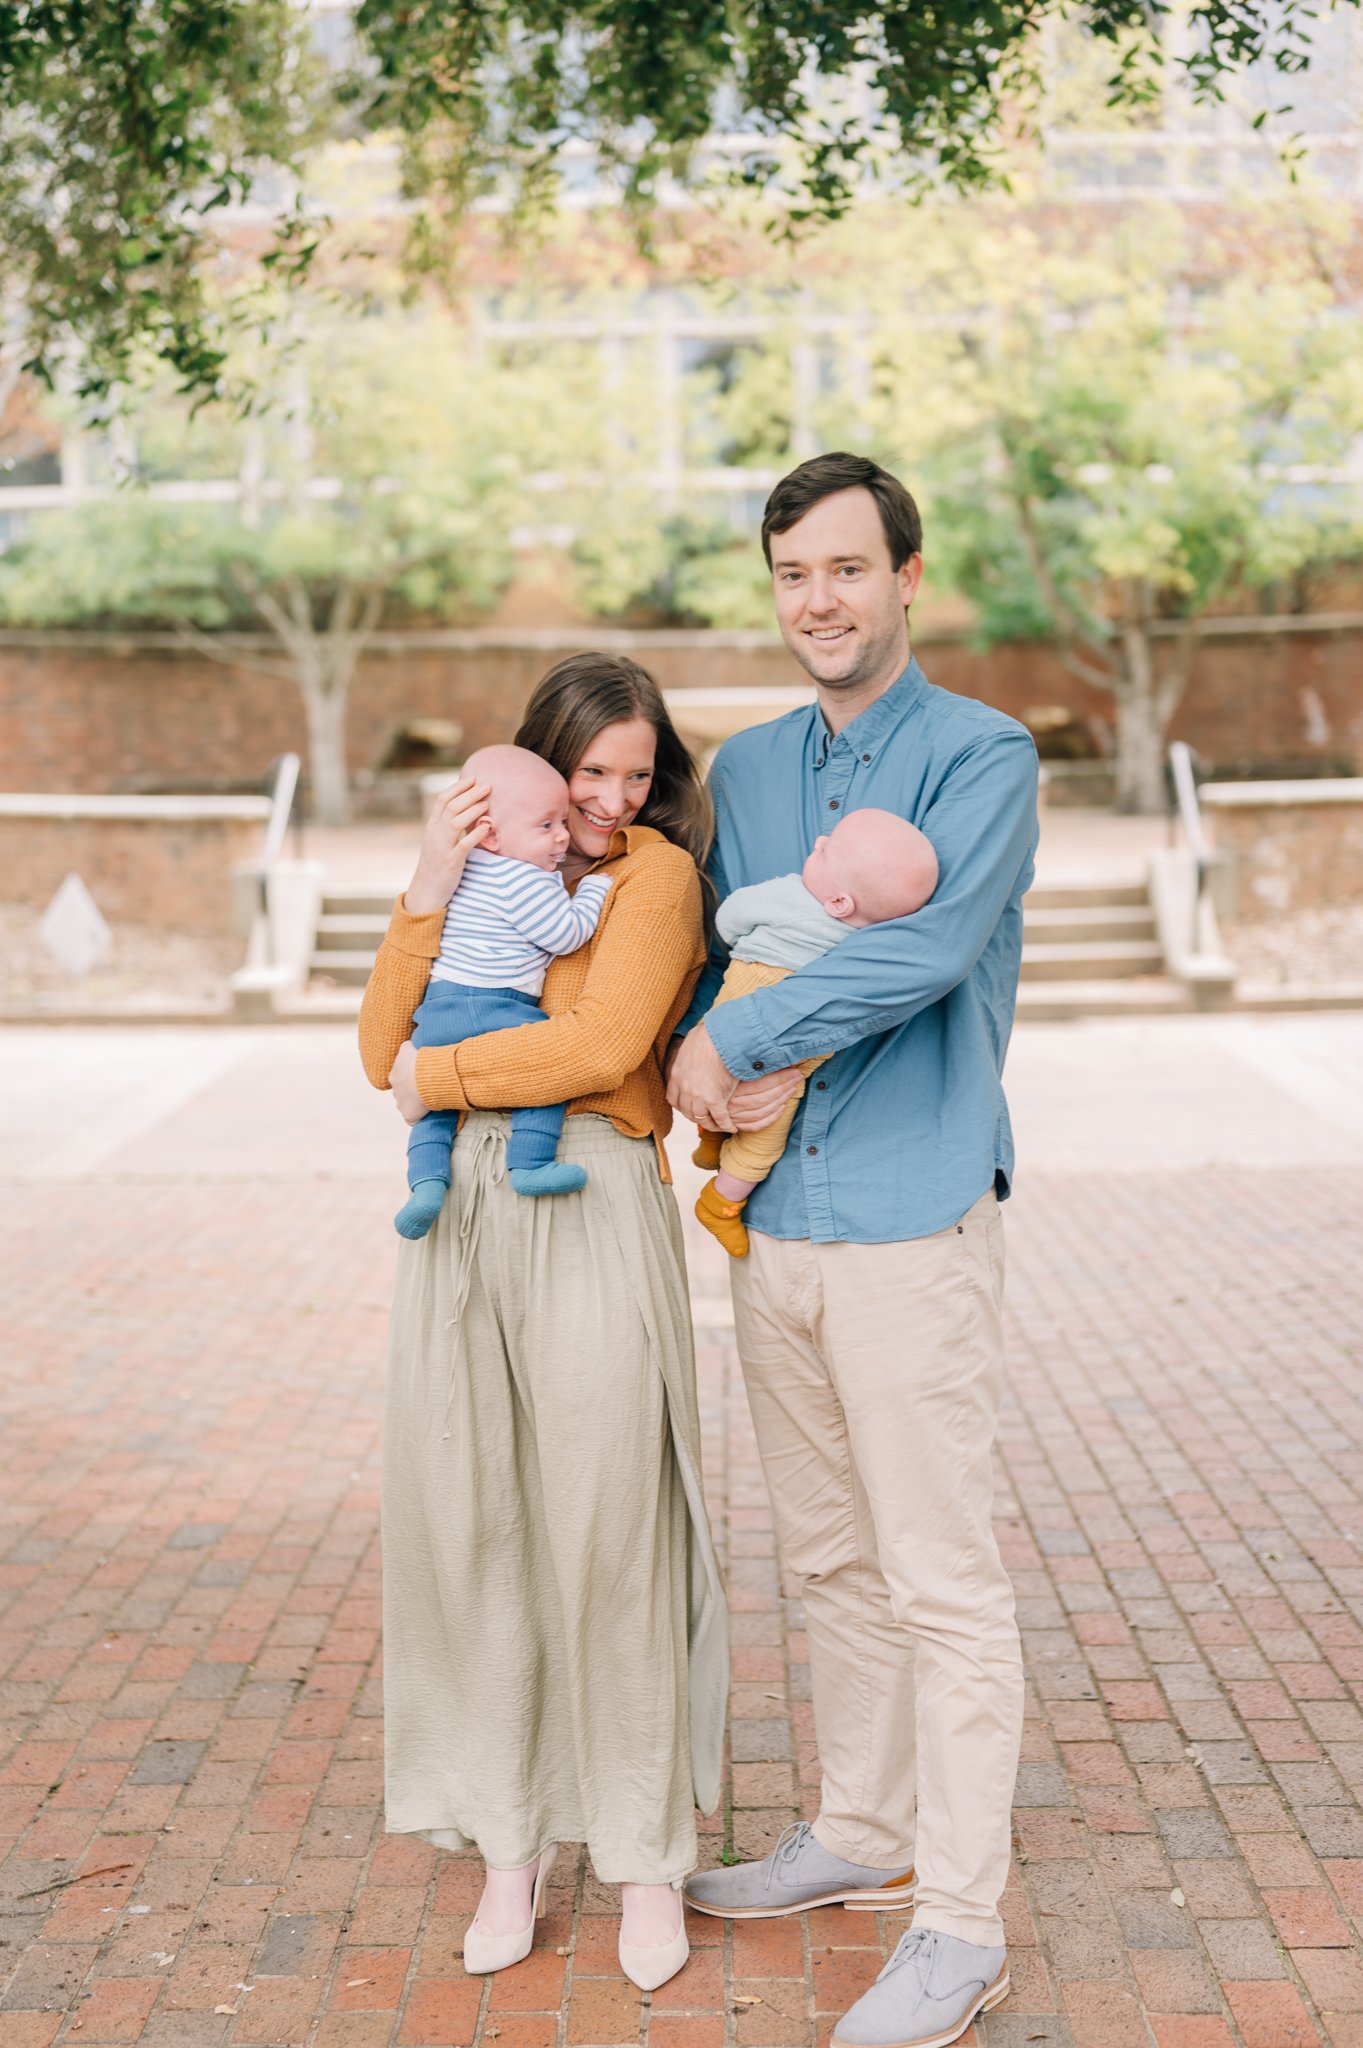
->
[358,585,383,636]
[172,621,299,687]
[1056,642,1128,694]
[1004,468,1119,682]
[1156,612,1205,724]
[323,582,385,702]
[285,573,314,642]
[327,579,356,642]
[229,563,312,666]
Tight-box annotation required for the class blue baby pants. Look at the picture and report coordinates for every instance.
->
[405,981,568,1189]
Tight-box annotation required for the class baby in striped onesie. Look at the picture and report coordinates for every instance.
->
[395,744,612,1240]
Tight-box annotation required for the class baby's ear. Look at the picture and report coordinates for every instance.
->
[825,891,857,922]
[479,821,499,852]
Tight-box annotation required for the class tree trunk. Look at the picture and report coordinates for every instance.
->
[1113,620,1168,815]
[301,683,351,827]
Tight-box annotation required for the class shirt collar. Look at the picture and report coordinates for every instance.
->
[609,822,663,856]
[811,657,926,768]
[579,821,665,873]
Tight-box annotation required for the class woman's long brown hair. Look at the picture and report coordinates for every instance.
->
[514,652,714,881]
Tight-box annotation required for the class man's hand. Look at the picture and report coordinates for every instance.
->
[726,1070,803,1130]
[389,1041,429,1125]
[666,1022,740,1131]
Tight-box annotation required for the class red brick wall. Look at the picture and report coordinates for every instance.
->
[1205,791,1363,918]
[1,627,1359,798]
[0,810,263,936]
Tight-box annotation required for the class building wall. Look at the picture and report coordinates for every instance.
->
[1,625,1359,798]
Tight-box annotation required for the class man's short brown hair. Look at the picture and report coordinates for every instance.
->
[761,452,923,570]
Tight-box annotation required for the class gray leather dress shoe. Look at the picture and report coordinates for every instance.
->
[831,1927,1009,2048]
[684,1822,916,1919]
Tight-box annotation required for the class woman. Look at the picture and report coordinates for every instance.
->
[359,652,725,1993]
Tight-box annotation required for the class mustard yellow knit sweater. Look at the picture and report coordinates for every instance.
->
[358,824,705,1183]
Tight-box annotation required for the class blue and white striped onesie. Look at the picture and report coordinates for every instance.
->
[404,848,612,1205]
[431,847,611,994]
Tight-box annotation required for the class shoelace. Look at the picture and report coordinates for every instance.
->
[879,1926,936,1985]
[765,1821,816,1889]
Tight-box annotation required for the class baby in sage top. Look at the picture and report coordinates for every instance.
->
[693,807,938,1257]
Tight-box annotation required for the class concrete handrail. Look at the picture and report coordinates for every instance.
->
[229,754,322,1016]
[1151,742,1236,1009]
[1168,741,1211,886]
[236,754,302,964]
[259,753,301,873]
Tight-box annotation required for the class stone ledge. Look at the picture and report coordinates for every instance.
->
[1202,778,1363,807]
[0,793,271,822]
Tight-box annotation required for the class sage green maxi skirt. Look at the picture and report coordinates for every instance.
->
[382,1111,727,1884]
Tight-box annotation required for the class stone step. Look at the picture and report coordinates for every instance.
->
[307,949,378,986]
[280,986,365,1019]
[1026,876,1149,910]
[1016,977,1192,1020]
[1023,905,1158,944]
[1021,940,1166,981]
[320,889,397,916]
[315,912,390,949]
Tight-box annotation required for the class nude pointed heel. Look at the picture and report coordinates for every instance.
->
[463,1845,558,1975]
[618,1897,689,1993]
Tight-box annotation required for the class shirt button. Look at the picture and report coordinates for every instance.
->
[862,752,871,762]
[815,1080,827,1090]
[828,799,839,810]
[752,1059,764,1070]
[806,1144,818,1155]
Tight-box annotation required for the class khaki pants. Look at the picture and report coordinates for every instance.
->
[730,1192,1022,1945]
[702,957,828,1182]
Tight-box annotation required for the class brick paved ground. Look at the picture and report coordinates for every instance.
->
[3,1020,1363,2048]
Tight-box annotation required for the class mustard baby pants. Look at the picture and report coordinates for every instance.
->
[702,957,829,1182]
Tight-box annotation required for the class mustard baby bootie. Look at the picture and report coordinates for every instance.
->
[696,1178,749,1258]
[692,1128,724,1171]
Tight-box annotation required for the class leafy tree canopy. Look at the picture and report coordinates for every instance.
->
[0,302,579,820]
[552,191,1363,807]
[0,1,321,406]
[0,0,1357,402]
[355,0,1358,227]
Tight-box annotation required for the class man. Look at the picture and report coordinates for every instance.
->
[668,452,1037,2048]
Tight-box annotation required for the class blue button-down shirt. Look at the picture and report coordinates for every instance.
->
[679,658,1039,1244]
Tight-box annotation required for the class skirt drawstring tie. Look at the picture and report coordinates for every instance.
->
[442,1118,504,1439]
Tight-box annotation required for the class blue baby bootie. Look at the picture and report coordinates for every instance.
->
[395,1178,449,1238]
[509,1163,588,1197]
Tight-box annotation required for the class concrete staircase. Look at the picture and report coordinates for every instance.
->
[308,888,392,988]
[301,874,1187,1020]
[1018,876,1188,1019]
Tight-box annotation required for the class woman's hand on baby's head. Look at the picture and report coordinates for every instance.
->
[405,774,493,915]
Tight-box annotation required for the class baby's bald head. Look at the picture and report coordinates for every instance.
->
[463,744,572,871]
[802,808,938,926]
[464,744,565,807]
